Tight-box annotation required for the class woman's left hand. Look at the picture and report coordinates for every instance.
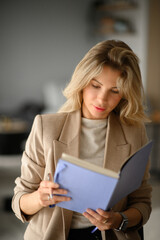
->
[83,208,122,231]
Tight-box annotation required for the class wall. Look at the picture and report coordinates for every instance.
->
[0,0,149,113]
[0,0,94,112]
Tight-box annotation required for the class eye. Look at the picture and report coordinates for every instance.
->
[91,84,101,89]
[111,88,120,94]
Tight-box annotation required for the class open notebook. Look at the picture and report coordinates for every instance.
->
[53,141,153,213]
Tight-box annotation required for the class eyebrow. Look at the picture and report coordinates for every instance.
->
[92,79,119,89]
[92,79,103,86]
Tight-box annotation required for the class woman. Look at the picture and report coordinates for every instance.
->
[12,40,152,240]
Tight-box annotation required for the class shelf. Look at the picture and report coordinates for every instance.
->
[97,2,137,11]
[0,155,21,168]
[97,30,135,35]
[91,1,138,36]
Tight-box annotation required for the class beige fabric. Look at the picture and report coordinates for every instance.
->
[12,110,152,240]
[71,117,107,229]
[80,117,107,166]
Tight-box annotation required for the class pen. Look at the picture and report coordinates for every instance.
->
[91,227,97,233]
[47,173,55,208]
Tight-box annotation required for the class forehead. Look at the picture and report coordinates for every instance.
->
[93,66,121,84]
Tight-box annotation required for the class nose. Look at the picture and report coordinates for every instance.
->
[97,91,108,103]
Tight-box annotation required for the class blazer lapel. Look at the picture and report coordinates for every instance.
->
[53,110,81,238]
[104,112,131,172]
[53,110,81,166]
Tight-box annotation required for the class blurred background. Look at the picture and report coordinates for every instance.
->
[0,0,160,239]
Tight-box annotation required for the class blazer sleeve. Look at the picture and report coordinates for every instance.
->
[12,115,45,222]
[127,124,152,228]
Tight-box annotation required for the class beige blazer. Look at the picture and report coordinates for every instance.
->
[12,110,152,240]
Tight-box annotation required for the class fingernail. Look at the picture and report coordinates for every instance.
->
[54,183,59,187]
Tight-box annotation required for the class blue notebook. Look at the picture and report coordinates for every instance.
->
[53,141,153,213]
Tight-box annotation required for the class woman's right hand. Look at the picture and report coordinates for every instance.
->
[37,180,71,207]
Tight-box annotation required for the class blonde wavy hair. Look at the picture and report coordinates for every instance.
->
[59,40,150,125]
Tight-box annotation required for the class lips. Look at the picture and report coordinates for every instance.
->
[94,106,106,112]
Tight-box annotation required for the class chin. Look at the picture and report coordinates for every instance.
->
[93,114,107,120]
